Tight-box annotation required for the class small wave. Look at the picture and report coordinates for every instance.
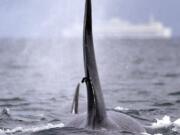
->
[152,102,174,107]
[153,82,165,86]
[176,100,180,103]
[163,73,180,78]
[0,108,12,121]
[0,103,30,107]
[0,97,24,102]
[140,108,159,112]
[0,123,64,134]
[168,91,180,96]
[118,100,150,103]
[6,63,29,70]
[114,106,129,111]
[0,108,10,117]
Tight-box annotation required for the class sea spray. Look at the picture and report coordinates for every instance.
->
[0,123,64,134]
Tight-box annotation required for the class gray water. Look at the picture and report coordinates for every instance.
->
[0,38,180,135]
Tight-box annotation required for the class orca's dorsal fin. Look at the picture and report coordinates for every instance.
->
[71,83,80,114]
[83,0,107,128]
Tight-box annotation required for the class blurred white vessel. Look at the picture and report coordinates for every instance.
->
[62,17,172,39]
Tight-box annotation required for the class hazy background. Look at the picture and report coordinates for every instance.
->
[0,0,179,38]
[0,1,180,134]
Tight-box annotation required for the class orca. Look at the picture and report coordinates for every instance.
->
[68,0,146,133]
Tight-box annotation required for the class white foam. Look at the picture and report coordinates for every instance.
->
[174,118,180,127]
[150,115,180,133]
[114,106,129,111]
[151,115,172,128]
[172,118,180,132]
[141,132,162,135]
[0,129,5,135]
[141,132,151,135]
[0,123,64,134]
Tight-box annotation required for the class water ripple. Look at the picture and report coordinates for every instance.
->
[168,91,180,96]
[0,97,25,102]
[152,102,174,107]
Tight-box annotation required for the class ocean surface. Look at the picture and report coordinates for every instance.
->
[0,38,180,135]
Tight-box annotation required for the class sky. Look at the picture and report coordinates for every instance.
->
[0,0,179,38]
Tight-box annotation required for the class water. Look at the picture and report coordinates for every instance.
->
[0,38,180,135]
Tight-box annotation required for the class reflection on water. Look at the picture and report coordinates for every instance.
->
[0,38,180,135]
